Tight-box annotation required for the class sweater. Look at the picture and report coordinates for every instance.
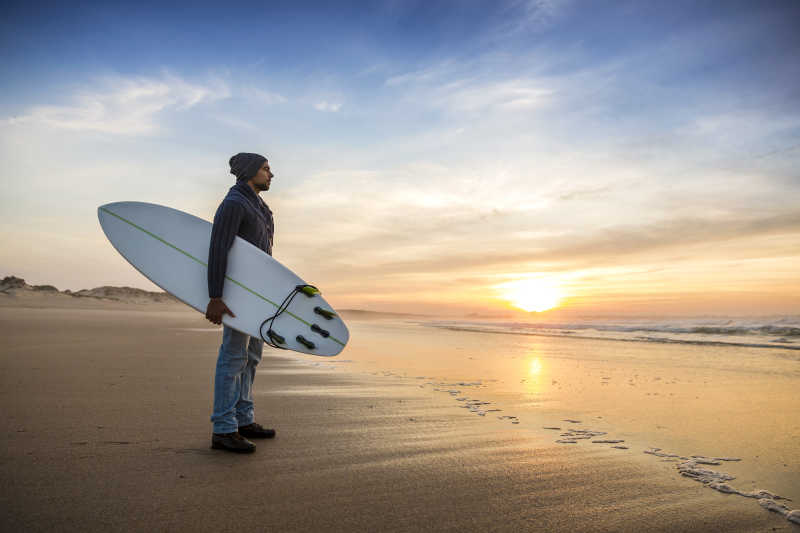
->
[207,182,274,299]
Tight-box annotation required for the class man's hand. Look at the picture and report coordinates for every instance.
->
[206,298,235,325]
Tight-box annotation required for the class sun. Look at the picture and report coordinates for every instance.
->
[497,278,564,313]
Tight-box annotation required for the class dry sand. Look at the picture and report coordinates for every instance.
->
[0,303,792,532]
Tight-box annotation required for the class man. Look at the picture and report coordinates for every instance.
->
[205,152,276,453]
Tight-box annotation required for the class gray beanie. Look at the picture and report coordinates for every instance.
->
[229,152,266,182]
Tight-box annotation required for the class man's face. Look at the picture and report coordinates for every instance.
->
[251,161,273,191]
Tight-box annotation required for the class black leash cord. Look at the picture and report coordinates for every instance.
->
[259,284,318,349]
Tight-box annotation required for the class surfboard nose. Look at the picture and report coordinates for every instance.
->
[98,202,122,211]
[98,202,125,222]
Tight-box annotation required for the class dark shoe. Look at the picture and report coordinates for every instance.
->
[211,432,256,453]
[238,422,276,439]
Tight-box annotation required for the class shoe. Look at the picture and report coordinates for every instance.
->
[211,431,256,453]
[238,422,276,439]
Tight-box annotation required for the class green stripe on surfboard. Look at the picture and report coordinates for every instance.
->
[100,206,346,347]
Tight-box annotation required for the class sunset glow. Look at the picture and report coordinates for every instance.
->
[497,279,565,313]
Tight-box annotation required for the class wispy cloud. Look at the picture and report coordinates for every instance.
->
[314,101,342,112]
[208,114,259,131]
[286,208,800,281]
[384,62,455,86]
[3,72,230,135]
[488,0,571,42]
[436,79,553,112]
[240,87,287,105]
[385,65,554,116]
[512,0,568,28]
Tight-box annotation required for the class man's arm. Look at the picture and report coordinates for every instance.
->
[205,201,244,324]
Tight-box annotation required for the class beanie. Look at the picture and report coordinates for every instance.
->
[229,152,267,182]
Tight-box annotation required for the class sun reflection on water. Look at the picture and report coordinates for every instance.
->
[522,356,546,395]
[529,357,543,376]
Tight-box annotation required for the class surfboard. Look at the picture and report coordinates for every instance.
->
[97,201,348,357]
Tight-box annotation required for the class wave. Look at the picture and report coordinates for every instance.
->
[688,326,800,337]
[417,317,800,352]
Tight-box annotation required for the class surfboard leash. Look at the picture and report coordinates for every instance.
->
[259,284,319,350]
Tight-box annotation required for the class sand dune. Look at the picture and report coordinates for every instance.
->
[0,275,184,310]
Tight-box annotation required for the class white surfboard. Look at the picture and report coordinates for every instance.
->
[98,201,348,356]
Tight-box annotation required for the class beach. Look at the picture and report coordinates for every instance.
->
[5,2,800,530]
[1,300,798,532]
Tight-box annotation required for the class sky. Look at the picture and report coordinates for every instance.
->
[1,0,799,317]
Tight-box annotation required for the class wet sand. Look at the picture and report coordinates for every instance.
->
[0,306,792,531]
[342,318,800,507]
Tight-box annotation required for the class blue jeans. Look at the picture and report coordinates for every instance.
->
[211,325,263,434]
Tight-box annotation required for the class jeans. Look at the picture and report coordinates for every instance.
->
[211,325,263,434]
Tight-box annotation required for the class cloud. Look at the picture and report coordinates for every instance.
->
[264,150,800,300]
[558,185,613,202]
[315,210,800,282]
[2,72,230,135]
[513,0,568,28]
[436,79,553,112]
[384,62,455,86]
[314,101,342,112]
[240,87,287,105]
[383,73,555,121]
[486,0,571,42]
[208,114,259,131]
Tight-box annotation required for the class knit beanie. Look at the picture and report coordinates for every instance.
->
[229,152,267,182]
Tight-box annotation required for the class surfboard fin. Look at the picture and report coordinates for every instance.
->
[298,285,320,297]
[296,335,316,349]
[314,306,336,320]
[267,330,286,345]
[310,324,330,338]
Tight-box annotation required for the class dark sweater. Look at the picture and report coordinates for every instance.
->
[207,182,274,299]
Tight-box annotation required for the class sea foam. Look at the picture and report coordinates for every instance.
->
[644,448,798,526]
